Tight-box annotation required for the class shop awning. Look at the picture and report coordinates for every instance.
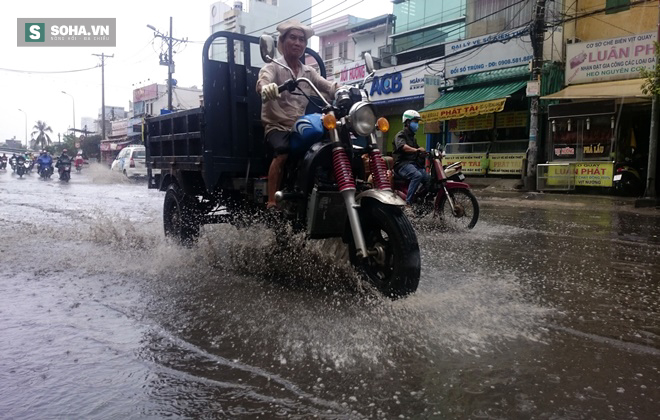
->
[420,80,527,123]
[540,78,650,100]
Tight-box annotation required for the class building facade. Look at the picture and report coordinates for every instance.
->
[539,0,658,194]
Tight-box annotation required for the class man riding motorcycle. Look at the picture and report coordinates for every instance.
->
[37,150,53,176]
[256,20,337,210]
[392,110,430,205]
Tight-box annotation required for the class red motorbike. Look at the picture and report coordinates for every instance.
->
[74,156,84,172]
[381,145,479,229]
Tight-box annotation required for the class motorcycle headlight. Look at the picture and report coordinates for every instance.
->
[432,149,441,158]
[348,102,376,137]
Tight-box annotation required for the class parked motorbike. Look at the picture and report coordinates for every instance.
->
[256,36,420,298]
[58,157,72,182]
[385,145,479,229]
[612,161,644,197]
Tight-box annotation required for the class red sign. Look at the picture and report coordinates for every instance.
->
[133,83,159,102]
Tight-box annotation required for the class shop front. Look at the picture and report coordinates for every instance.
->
[538,31,656,191]
[420,67,531,176]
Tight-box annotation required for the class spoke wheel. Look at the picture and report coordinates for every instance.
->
[350,201,420,299]
[435,188,479,230]
[163,184,202,246]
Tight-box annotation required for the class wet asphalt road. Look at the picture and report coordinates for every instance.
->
[0,165,659,419]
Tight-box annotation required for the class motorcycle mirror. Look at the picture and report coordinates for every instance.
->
[363,52,374,74]
[259,34,276,63]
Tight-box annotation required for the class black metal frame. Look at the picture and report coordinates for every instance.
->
[147,31,326,194]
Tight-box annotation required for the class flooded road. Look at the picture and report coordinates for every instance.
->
[1,166,658,419]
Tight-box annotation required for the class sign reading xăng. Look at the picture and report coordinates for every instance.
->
[18,18,116,47]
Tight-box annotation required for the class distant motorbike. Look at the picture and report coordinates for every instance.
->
[74,156,84,173]
[16,156,27,178]
[58,157,72,182]
[9,156,17,172]
[0,157,7,170]
[384,144,479,229]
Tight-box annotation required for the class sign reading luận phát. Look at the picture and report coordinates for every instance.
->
[18,18,116,47]
[565,32,657,85]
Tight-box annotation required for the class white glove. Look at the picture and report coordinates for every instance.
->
[261,82,280,102]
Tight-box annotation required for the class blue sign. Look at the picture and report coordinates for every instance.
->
[370,72,403,96]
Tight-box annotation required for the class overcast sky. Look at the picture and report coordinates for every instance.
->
[0,0,392,145]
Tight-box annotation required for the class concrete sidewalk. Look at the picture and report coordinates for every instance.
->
[463,176,660,214]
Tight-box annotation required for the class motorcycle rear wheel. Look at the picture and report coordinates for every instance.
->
[435,188,479,229]
[350,201,421,299]
[163,184,201,246]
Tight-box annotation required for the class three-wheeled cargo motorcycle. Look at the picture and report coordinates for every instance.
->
[145,32,421,298]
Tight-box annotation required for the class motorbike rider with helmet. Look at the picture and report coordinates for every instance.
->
[256,20,337,210]
[392,110,430,205]
[56,149,71,169]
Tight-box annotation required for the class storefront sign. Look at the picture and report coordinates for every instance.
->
[496,111,527,128]
[448,113,494,132]
[553,146,576,159]
[574,162,613,187]
[546,162,614,187]
[336,62,367,85]
[445,27,533,77]
[488,153,525,175]
[111,119,128,137]
[364,59,440,104]
[444,153,487,175]
[422,98,506,123]
[566,32,657,85]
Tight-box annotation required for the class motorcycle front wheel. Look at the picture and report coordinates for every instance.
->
[350,201,421,299]
[435,188,479,229]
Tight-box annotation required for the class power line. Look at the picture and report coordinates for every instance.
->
[0,65,98,74]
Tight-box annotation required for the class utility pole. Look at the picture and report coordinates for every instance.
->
[93,52,113,161]
[147,18,187,112]
[524,0,547,191]
[643,0,660,200]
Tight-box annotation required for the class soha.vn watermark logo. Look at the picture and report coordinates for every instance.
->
[18,18,116,47]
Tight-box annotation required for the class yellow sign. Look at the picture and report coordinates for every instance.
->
[489,153,525,175]
[444,153,487,175]
[575,162,613,187]
[496,111,528,129]
[546,161,614,187]
[421,99,506,123]
[449,114,494,132]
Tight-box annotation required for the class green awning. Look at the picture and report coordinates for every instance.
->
[454,65,530,88]
[420,80,527,122]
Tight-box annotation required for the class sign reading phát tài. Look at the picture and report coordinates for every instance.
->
[444,154,488,175]
[421,99,506,123]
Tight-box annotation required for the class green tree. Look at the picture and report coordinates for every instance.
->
[639,41,660,96]
[31,120,53,151]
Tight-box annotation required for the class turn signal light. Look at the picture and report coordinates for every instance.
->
[377,117,389,133]
[322,114,337,130]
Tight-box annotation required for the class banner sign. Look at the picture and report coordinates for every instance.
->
[496,111,528,128]
[133,84,159,102]
[566,32,657,85]
[336,62,367,85]
[444,153,488,175]
[488,153,525,175]
[421,98,506,123]
[546,162,613,187]
[364,59,441,104]
[448,113,494,132]
[445,27,533,77]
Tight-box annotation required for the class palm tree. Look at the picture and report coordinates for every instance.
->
[31,120,53,151]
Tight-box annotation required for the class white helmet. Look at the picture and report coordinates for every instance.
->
[402,110,421,124]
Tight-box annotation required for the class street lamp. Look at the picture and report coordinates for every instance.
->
[61,91,75,135]
[17,109,27,149]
